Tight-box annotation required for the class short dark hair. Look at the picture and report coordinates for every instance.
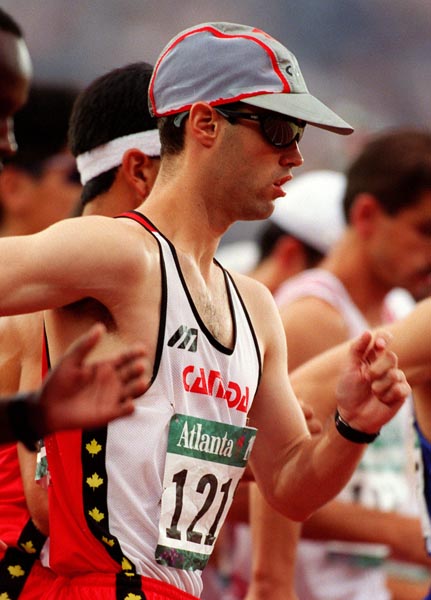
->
[68,61,156,204]
[0,8,23,37]
[157,115,186,157]
[343,129,431,221]
[7,83,79,173]
[69,61,156,155]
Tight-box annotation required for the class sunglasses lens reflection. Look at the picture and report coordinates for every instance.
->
[263,116,304,147]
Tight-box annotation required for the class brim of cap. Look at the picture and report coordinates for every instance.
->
[241,92,354,135]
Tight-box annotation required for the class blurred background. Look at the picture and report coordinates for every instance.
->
[3,0,430,243]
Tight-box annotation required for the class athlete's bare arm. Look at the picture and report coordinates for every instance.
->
[0,214,162,368]
[0,216,141,315]
[0,315,23,395]
[0,313,50,534]
[235,277,410,520]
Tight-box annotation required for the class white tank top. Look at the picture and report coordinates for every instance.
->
[46,213,261,597]
[275,268,368,337]
[275,268,415,600]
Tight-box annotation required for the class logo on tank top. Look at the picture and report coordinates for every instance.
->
[182,365,249,413]
[168,325,198,352]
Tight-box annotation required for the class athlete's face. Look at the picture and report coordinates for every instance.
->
[0,31,32,169]
[369,190,431,298]
[213,106,304,224]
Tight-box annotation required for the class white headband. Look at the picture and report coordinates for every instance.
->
[76,129,161,185]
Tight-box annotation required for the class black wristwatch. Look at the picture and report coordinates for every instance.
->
[334,409,380,444]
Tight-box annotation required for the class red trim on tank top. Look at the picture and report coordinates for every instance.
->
[116,210,156,231]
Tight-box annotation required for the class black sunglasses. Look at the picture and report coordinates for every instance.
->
[215,107,306,148]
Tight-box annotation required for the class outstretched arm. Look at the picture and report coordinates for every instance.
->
[0,323,149,448]
[249,325,410,520]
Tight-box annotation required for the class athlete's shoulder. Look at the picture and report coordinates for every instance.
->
[228,270,274,304]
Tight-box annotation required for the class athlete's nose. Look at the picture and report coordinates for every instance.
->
[279,140,304,169]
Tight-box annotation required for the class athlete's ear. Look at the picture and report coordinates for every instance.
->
[188,102,219,148]
[349,192,380,238]
[121,149,160,199]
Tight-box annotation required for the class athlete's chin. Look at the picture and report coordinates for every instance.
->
[251,202,277,222]
[237,192,280,222]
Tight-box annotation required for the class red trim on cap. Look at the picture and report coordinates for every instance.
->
[149,24,292,118]
[210,27,291,93]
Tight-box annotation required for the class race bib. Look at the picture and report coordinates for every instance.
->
[155,413,257,571]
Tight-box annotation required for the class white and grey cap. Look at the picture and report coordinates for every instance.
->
[149,22,353,135]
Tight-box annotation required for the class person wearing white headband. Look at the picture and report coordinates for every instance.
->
[69,60,161,216]
[77,130,161,186]
[0,23,410,600]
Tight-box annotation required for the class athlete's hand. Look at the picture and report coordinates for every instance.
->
[335,330,410,433]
